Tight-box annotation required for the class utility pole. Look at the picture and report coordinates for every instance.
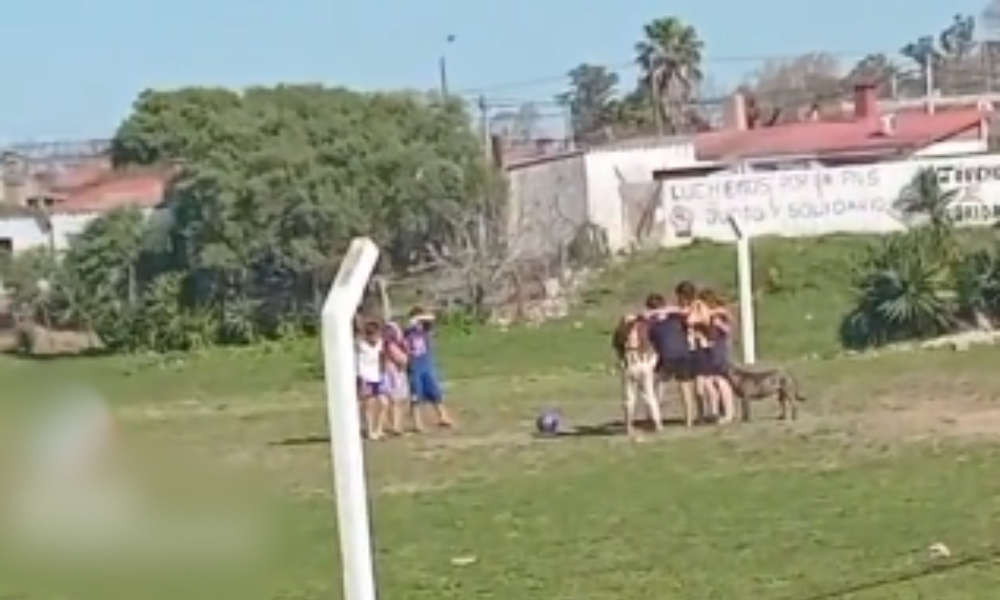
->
[562,103,576,150]
[438,34,455,101]
[924,59,936,114]
[478,95,492,163]
[438,57,449,99]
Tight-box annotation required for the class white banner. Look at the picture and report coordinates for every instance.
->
[662,155,1000,241]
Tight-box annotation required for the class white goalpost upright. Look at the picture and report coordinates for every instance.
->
[320,236,381,600]
[727,216,757,364]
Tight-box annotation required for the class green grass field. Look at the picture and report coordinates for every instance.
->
[5,235,1000,600]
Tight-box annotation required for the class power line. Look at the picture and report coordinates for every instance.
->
[452,47,945,96]
[467,60,1000,110]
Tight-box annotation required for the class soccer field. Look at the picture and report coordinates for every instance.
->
[3,331,1000,600]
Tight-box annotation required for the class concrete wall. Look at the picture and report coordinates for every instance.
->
[504,136,996,254]
[0,208,159,254]
[0,213,97,253]
[582,138,705,251]
[506,152,589,258]
[505,137,715,255]
[912,137,987,158]
[660,153,1000,243]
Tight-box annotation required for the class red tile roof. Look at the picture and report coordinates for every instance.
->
[695,108,985,162]
[46,168,171,214]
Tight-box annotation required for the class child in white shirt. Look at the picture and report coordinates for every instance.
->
[356,320,389,440]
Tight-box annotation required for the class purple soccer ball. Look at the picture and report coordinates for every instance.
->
[536,409,561,436]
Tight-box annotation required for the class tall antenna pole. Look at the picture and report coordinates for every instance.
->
[438,35,455,101]
[478,95,491,162]
[438,57,449,99]
[924,59,936,114]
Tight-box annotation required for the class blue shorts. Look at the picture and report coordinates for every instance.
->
[408,367,443,403]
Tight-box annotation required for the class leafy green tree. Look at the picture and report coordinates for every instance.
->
[489,103,541,142]
[845,53,900,98]
[1,247,58,323]
[556,64,621,142]
[51,83,504,354]
[899,14,978,96]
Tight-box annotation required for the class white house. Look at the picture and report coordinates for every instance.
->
[506,84,995,254]
[0,163,169,255]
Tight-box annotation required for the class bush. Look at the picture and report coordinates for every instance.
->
[840,232,957,349]
[841,167,1000,350]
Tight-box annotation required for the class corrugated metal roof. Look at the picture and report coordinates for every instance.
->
[694,108,985,161]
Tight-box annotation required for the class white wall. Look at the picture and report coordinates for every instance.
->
[660,154,1000,243]
[0,213,97,253]
[912,138,987,158]
[0,208,159,254]
[582,138,708,250]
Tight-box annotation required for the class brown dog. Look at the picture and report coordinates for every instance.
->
[726,363,805,421]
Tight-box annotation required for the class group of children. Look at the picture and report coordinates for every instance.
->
[644,281,737,424]
[354,307,454,440]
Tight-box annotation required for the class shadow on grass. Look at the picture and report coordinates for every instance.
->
[790,547,1000,600]
[0,346,112,361]
[278,418,705,445]
[546,417,690,438]
[272,434,330,447]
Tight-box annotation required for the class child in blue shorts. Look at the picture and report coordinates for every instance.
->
[404,307,453,431]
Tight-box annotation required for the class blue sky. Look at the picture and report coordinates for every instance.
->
[0,0,989,143]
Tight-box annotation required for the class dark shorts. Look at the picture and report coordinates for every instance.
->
[693,347,729,377]
[657,353,697,382]
[358,378,387,397]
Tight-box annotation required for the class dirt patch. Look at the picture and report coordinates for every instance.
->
[862,397,1000,442]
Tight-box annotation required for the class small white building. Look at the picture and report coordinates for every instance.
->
[506,136,719,255]
[0,161,169,255]
[505,84,995,255]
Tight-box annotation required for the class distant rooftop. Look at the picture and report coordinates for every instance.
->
[2,138,111,161]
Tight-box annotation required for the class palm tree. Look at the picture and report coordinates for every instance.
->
[892,167,958,257]
[634,17,704,135]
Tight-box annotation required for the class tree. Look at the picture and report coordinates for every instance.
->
[490,102,541,142]
[634,17,704,134]
[900,36,942,74]
[556,64,620,143]
[900,14,981,96]
[899,35,942,99]
[892,167,959,257]
[841,168,1000,349]
[939,14,977,59]
[841,232,957,349]
[47,83,505,353]
[845,53,900,98]
[747,53,843,121]
[937,14,980,94]
[982,0,1000,93]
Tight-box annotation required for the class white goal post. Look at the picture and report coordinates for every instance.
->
[320,236,381,600]
[727,216,757,364]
